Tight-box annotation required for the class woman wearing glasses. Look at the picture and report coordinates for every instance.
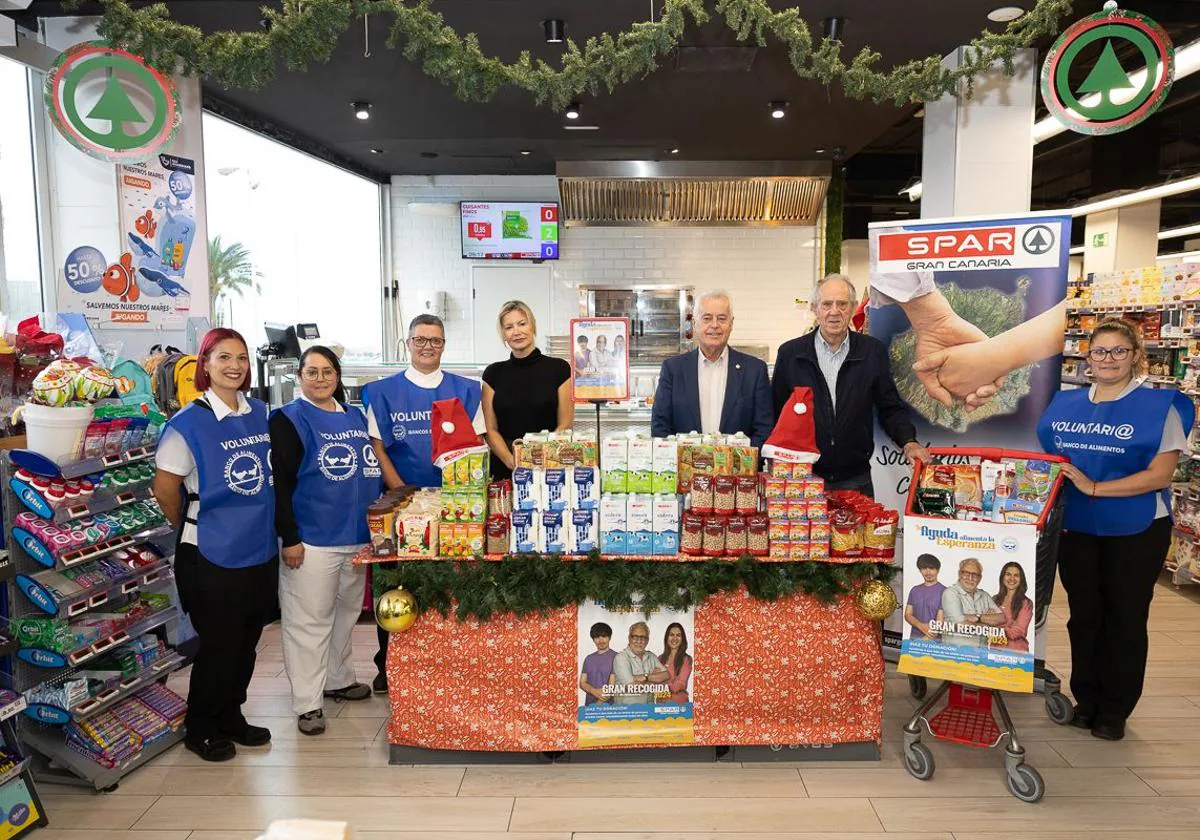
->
[1037,318,1194,741]
[269,346,382,735]
[482,301,572,480]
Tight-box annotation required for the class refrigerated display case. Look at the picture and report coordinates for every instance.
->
[579,286,694,364]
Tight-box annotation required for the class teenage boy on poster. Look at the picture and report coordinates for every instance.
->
[905,553,946,640]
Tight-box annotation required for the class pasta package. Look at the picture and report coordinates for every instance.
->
[954,464,983,512]
[864,510,899,557]
[830,509,864,557]
[1014,459,1059,505]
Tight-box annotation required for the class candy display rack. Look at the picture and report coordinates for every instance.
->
[2,445,187,791]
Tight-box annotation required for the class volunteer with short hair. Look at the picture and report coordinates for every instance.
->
[270,346,381,736]
[362,314,484,693]
[153,328,277,763]
[1037,318,1194,741]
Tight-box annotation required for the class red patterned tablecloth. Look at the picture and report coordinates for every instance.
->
[386,588,883,751]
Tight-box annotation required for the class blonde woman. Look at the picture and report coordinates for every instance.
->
[481,301,572,480]
[1038,318,1194,741]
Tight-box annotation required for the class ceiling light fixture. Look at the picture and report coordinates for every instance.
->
[1070,174,1200,217]
[769,100,788,119]
[543,19,565,44]
[519,149,533,156]
[987,6,1026,23]
[821,17,845,41]
[565,102,581,120]
[1160,221,1200,240]
[369,148,384,155]
[669,148,680,155]
[1159,249,1200,262]
[815,147,826,154]
[898,177,923,202]
[352,101,371,120]
[563,125,600,131]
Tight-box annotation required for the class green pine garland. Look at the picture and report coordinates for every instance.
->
[372,553,898,622]
[77,0,1075,109]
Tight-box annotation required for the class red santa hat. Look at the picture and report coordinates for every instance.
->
[761,387,820,463]
[430,398,487,468]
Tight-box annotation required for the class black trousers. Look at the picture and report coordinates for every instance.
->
[372,561,397,677]
[1057,518,1170,724]
[826,472,875,498]
[175,543,279,740]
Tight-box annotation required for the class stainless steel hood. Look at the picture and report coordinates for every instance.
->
[556,160,831,227]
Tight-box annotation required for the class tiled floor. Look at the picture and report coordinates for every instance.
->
[27,577,1200,840]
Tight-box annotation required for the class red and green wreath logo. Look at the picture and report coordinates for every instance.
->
[1041,3,1175,136]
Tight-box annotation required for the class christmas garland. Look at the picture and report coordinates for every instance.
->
[372,553,898,622]
[78,0,1074,108]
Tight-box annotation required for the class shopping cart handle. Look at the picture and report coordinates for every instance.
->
[922,447,1069,464]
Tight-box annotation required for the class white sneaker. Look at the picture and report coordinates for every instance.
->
[298,709,326,736]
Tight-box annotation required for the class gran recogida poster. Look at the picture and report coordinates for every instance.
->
[866,212,1071,647]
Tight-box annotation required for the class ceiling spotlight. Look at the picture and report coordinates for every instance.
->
[519,149,533,156]
[815,147,826,154]
[369,148,385,155]
[565,102,581,120]
[669,148,680,155]
[821,17,845,41]
[769,101,788,119]
[352,101,371,120]
[987,6,1026,23]
[543,19,565,44]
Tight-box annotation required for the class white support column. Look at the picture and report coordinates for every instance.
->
[1082,201,1161,276]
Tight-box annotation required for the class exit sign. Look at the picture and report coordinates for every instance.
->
[1091,232,1109,248]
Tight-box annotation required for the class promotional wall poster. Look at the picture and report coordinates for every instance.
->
[867,213,1070,649]
[898,516,1037,693]
[576,598,694,747]
[570,318,631,402]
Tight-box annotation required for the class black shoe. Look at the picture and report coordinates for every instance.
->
[1091,719,1126,741]
[324,682,372,702]
[373,672,388,694]
[221,723,272,747]
[1068,706,1094,730]
[184,736,236,762]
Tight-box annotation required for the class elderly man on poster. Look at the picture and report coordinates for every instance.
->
[611,622,669,705]
[651,290,773,449]
[938,558,1005,647]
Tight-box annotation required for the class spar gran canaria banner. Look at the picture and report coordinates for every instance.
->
[867,212,1071,649]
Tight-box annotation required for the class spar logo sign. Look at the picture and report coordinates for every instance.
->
[1041,4,1175,136]
[874,222,1062,273]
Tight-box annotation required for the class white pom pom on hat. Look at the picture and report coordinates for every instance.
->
[441,421,456,434]
[793,403,807,415]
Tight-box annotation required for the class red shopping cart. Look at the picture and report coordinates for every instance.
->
[898,448,1070,803]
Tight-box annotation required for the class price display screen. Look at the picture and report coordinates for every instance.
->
[460,202,560,260]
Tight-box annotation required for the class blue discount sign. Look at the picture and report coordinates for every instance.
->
[63,245,106,293]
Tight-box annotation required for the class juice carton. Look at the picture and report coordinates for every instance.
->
[652,495,679,556]
[602,435,628,493]
[464,523,484,557]
[543,468,569,511]
[600,494,627,555]
[542,510,567,554]
[571,508,598,555]
[627,436,653,494]
[626,494,654,555]
[571,465,599,510]
[652,437,678,495]
[573,429,598,466]
[510,510,538,554]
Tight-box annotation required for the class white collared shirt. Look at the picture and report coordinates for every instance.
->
[365,367,486,438]
[815,331,850,411]
[155,389,253,546]
[697,347,729,435]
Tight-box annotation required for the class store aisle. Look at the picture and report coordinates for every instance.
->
[26,576,1200,840]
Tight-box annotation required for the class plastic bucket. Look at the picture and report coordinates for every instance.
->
[21,402,95,464]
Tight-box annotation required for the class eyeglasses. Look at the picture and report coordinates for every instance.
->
[1088,347,1132,361]
[409,337,446,349]
[300,369,337,381]
[629,634,649,640]
[961,571,982,579]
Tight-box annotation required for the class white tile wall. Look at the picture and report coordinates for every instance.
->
[391,175,821,364]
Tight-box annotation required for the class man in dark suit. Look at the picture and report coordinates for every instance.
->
[651,290,773,449]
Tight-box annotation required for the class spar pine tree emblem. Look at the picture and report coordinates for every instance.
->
[45,41,181,162]
[1041,2,1175,135]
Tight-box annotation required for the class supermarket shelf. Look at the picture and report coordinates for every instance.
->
[55,523,172,571]
[0,695,28,724]
[46,486,153,525]
[0,758,31,790]
[1067,303,1189,314]
[17,606,179,671]
[23,723,184,791]
[23,651,186,725]
[17,557,174,618]
[16,446,157,481]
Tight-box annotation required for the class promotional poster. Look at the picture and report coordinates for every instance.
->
[867,213,1070,649]
[898,516,1038,693]
[576,598,694,747]
[570,318,631,402]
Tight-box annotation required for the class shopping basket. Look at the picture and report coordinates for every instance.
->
[898,447,1070,803]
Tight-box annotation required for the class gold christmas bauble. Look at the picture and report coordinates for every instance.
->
[855,579,898,621]
[375,587,418,633]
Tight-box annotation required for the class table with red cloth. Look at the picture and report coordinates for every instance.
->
[383,586,884,753]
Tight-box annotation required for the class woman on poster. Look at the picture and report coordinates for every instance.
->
[659,623,693,703]
[1037,318,1194,741]
[993,562,1033,653]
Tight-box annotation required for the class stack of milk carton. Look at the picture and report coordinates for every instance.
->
[599,433,680,556]
[509,431,600,555]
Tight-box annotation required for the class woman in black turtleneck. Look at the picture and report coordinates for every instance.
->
[481,300,573,480]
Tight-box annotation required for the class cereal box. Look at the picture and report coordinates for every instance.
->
[789,521,810,543]
[803,478,825,499]
[769,542,791,561]
[788,542,810,561]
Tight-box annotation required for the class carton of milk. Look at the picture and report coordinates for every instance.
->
[652,495,680,555]
[543,468,569,511]
[571,508,598,555]
[513,467,542,511]
[542,510,567,554]
[600,494,627,555]
[626,494,654,555]
[627,436,653,494]
[602,435,628,494]
[652,437,678,496]
[510,510,539,554]
[571,465,599,510]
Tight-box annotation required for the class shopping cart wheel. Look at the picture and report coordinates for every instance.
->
[1045,691,1073,725]
[1005,764,1045,803]
[908,676,928,700]
[902,742,935,781]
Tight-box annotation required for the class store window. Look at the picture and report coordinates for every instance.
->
[0,56,45,322]
[202,113,383,363]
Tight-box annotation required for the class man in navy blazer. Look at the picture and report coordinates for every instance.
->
[651,290,774,449]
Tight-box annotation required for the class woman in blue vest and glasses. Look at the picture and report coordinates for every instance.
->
[1037,318,1194,741]
[269,346,382,736]
[153,328,278,762]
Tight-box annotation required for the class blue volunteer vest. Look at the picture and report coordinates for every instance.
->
[1037,385,1194,537]
[167,397,277,567]
[361,371,481,487]
[274,399,382,547]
